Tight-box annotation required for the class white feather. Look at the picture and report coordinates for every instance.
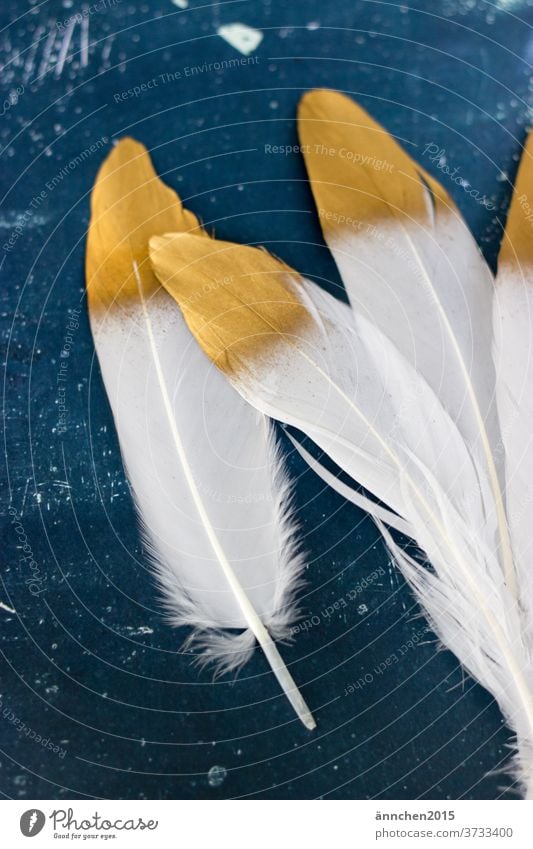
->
[89,262,315,728]
[491,134,533,687]
[327,191,498,449]
[493,265,533,651]
[320,184,520,595]
[175,253,533,794]
[297,91,514,595]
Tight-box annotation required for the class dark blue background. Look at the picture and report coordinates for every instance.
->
[1,0,532,800]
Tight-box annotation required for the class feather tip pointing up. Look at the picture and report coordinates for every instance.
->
[87,140,316,730]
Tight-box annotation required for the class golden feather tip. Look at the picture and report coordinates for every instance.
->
[149,233,311,372]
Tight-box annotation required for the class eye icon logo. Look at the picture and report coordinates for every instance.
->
[20,810,46,837]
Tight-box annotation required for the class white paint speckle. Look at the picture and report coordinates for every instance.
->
[171,0,189,7]
[217,23,263,56]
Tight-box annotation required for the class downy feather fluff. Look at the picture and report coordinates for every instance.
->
[148,122,533,794]
[86,138,315,729]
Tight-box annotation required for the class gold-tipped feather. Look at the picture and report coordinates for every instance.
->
[299,88,517,600]
[498,132,533,272]
[83,104,533,792]
[86,139,316,731]
[149,233,311,372]
[297,89,432,229]
[86,137,204,313]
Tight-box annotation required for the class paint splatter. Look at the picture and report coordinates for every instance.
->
[207,765,227,787]
[217,23,263,56]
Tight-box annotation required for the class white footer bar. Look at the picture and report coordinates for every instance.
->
[3,799,532,848]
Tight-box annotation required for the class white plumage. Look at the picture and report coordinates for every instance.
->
[86,139,315,728]
[147,90,533,791]
[91,265,314,727]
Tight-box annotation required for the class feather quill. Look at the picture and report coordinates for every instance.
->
[149,212,533,795]
[86,139,315,729]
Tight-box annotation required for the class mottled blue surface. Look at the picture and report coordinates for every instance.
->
[1,0,532,800]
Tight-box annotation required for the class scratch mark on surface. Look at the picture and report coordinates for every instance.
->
[21,478,30,512]
[80,15,89,68]
[23,25,44,83]
[55,18,75,78]
[52,480,72,490]
[37,26,56,79]
[100,35,114,68]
